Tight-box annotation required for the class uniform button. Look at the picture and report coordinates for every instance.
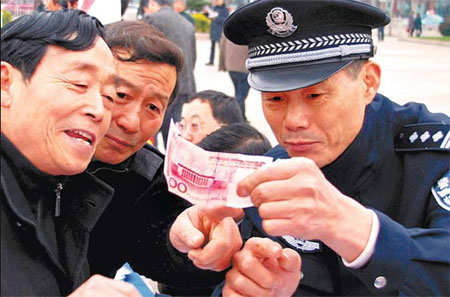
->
[15,221,28,231]
[300,271,304,280]
[374,276,387,289]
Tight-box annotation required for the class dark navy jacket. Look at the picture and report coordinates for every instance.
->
[243,94,450,296]
[88,144,226,296]
[1,134,114,296]
[210,5,229,41]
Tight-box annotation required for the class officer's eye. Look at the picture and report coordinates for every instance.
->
[269,96,283,101]
[306,94,322,99]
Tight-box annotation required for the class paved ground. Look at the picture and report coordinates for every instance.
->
[192,33,450,146]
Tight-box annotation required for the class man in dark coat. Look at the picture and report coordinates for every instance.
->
[412,13,422,37]
[206,0,229,66]
[143,0,197,147]
[1,10,142,296]
[88,20,241,296]
[170,0,450,296]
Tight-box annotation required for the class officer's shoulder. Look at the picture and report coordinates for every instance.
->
[391,101,450,152]
[395,122,449,152]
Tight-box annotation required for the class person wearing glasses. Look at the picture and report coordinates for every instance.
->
[178,90,245,144]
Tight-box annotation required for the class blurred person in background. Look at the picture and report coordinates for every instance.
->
[205,0,229,66]
[35,0,46,11]
[173,0,195,27]
[219,34,249,119]
[408,12,415,36]
[44,0,68,10]
[178,90,245,144]
[68,0,78,9]
[41,0,77,10]
[143,0,197,148]
[121,0,129,16]
[412,12,422,37]
[137,0,146,19]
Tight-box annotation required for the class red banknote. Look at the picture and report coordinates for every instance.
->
[164,121,273,208]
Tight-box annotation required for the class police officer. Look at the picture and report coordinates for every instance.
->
[169,0,450,296]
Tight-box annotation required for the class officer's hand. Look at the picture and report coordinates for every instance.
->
[68,274,140,297]
[169,205,243,271]
[223,237,301,297]
[237,157,373,262]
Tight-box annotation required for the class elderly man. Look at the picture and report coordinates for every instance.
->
[170,0,450,296]
[87,20,240,296]
[0,10,145,296]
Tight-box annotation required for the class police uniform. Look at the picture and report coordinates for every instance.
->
[223,0,450,295]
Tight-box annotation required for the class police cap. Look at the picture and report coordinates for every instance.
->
[223,0,390,92]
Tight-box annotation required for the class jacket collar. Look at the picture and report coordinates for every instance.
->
[0,134,66,225]
[321,94,390,197]
[88,144,164,183]
[131,144,164,182]
[1,134,114,280]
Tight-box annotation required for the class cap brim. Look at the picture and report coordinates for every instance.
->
[248,60,353,92]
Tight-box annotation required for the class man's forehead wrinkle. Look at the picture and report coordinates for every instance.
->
[62,61,116,82]
[117,76,137,89]
[116,76,169,102]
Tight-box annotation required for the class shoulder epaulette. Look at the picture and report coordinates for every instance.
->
[395,123,450,152]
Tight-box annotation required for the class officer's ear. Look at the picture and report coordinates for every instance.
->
[360,61,381,105]
[1,62,17,108]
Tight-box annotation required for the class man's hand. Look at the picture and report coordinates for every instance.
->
[237,157,373,262]
[68,275,141,297]
[223,237,301,297]
[169,205,243,271]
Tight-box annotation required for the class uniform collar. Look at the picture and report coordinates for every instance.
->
[321,94,389,197]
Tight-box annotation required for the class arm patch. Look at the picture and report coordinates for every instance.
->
[431,171,450,212]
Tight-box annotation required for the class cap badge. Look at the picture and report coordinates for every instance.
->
[266,7,298,38]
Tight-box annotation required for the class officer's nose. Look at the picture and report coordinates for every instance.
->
[284,100,311,131]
